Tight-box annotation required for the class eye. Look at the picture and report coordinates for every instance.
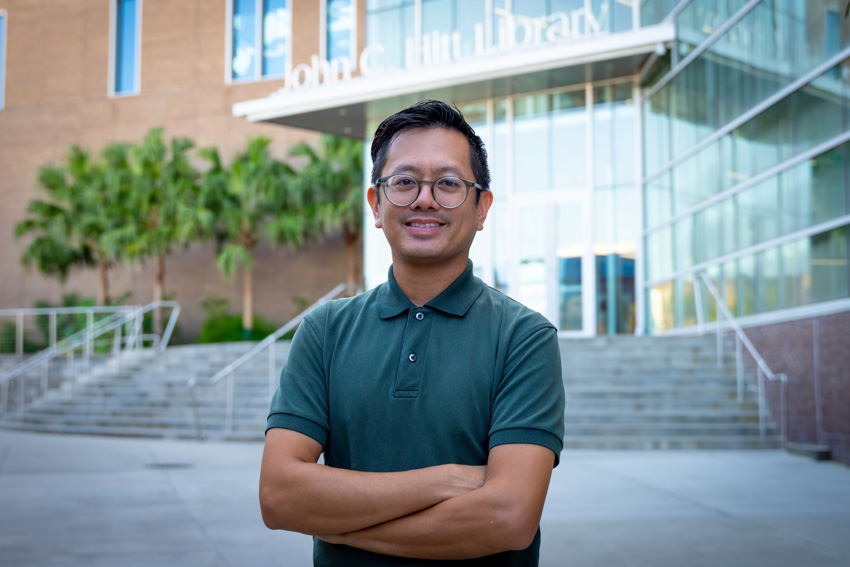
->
[437,177,463,191]
[390,175,416,188]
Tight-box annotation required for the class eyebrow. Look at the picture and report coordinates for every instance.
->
[390,164,466,177]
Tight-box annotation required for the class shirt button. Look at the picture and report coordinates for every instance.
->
[415,312,424,321]
[408,353,416,362]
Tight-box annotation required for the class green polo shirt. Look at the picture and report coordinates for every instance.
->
[267,261,565,566]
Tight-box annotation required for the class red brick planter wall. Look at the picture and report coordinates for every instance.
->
[735,310,850,466]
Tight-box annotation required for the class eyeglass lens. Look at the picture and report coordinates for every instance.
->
[384,175,467,208]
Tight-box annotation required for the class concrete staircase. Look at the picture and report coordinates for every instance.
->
[560,335,782,449]
[0,335,783,448]
[0,342,289,441]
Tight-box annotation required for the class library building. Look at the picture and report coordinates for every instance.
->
[0,1,848,461]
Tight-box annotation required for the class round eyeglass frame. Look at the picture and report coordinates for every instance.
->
[376,174,486,209]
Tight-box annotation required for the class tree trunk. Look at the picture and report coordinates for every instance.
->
[242,263,254,340]
[153,255,165,337]
[98,261,110,306]
[344,227,360,292]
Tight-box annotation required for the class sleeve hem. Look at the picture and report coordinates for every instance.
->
[490,427,563,467]
[266,413,328,448]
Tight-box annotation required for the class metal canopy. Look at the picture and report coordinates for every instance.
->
[233,23,674,139]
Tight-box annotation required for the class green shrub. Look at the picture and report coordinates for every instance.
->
[196,298,278,343]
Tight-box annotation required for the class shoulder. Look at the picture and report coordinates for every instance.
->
[476,284,556,339]
[301,284,383,333]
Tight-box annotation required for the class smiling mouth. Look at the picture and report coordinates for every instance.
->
[408,222,443,228]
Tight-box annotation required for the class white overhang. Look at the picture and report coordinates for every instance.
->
[233,23,675,139]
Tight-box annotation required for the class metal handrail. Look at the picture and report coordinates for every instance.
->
[694,272,787,444]
[0,305,137,357]
[0,301,180,416]
[187,283,361,439]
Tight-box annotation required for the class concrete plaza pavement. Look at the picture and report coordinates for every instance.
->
[1,430,848,567]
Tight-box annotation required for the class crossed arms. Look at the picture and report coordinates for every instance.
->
[259,427,555,560]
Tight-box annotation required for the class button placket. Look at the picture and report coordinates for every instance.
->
[393,309,433,398]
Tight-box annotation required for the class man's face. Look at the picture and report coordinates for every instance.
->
[367,127,492,270]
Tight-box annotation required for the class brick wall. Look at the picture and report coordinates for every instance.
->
[0,0,361,339]
[736,311,850,466]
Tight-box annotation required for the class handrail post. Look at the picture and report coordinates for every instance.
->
[736,336,744,403]
[716,312,723,368]
[226,371,234,437]
[49,311,57,349]
[758,367,766,438]
[16,311,24,358]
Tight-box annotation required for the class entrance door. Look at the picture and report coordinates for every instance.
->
[510,191,595,337]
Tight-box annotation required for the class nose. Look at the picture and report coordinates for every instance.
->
[411,181,440,210]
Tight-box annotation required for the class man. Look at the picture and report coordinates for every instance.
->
[260,100,565,566]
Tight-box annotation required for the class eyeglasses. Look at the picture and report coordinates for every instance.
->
[376,174,485,209]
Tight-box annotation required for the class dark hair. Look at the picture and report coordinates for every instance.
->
[370,100,491,192]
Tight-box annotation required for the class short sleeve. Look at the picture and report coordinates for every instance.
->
[489,324,565,466]
[266,315,330,448]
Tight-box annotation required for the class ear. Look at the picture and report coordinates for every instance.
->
[367,186,382,229]
[476,190,493,231]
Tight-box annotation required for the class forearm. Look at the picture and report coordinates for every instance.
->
[321,444,555,560]
[322,481,536,559]
[260,458,482,536]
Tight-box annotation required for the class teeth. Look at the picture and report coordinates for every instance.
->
[410,223,440,228]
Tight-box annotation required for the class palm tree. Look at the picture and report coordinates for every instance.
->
[126,127,205,335]
[16,143,135,305]
[290,134,364,287]
[200,136,308,339]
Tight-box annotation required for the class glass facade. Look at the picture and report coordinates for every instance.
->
[354,0,850,335]
[643,0,850,332]
[113,0,139,95]
[231,0,290,80]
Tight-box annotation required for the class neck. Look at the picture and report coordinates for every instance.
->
[392,257,469,307]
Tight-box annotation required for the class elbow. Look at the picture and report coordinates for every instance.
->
[259,483,300,532]
[501,516,539,552]
[489,497,542,552]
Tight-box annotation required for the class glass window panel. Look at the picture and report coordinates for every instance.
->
[680,277,698,327]
[514,94,551,193]
[594,84,635,188]
[232,0,257,79]
[809,225,850,304]
[755,247,780,313]
[737,254,755,316]
[519,207,547,315]
[648,281,675,332]
[674,216,694,272]
[779,238,804,308]
[644,172,672,229]
[263,0,289,76]
[646,226,673,282]
[552,90,587,189]
[115,0,137,93]
[328,0,355,61]
[557,203,583,331]
[366,0,414,71]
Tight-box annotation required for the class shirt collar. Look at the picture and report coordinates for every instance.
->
[377,261,485,319]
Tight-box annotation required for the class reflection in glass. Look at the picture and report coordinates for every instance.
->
[263,0,289,76]
[328,0,355,62]
[115,0,138,92]
[558,204,583,332]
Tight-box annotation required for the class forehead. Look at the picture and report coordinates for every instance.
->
[383,127,472,175]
